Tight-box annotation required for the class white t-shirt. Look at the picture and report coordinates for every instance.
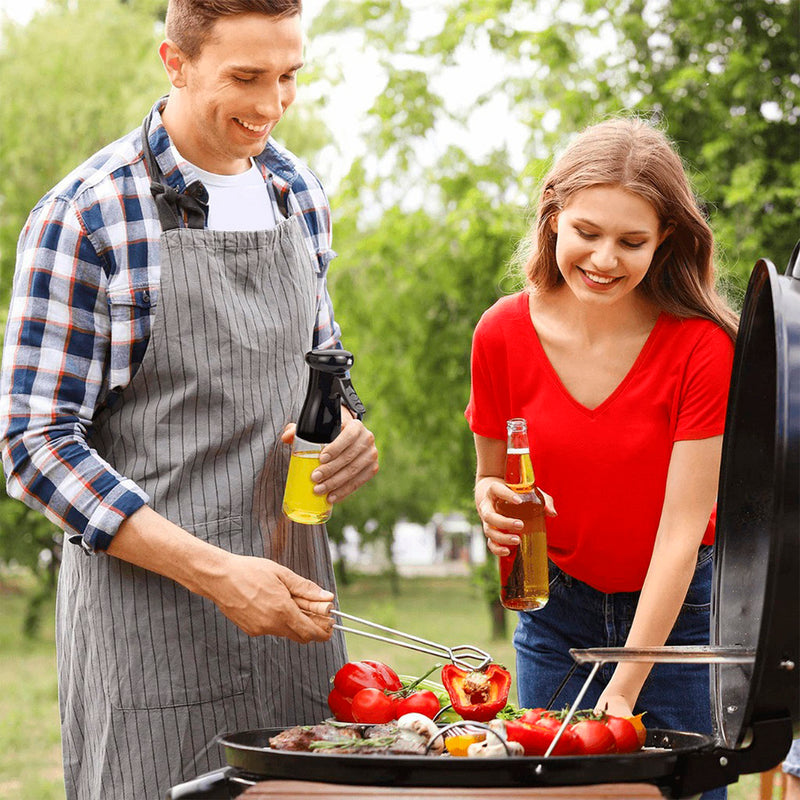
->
[189,158,277,231]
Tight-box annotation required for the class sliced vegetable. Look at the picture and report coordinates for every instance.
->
[441,663,512,722]
[627,712,648,747]
[444,732,486,757]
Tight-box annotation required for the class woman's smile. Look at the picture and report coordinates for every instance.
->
[577,267,623,288]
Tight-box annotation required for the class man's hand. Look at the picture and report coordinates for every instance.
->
[209,553,335,643]
[108,506,336,644]
[282,413,379,504]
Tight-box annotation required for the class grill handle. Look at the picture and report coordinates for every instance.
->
[670,716,795,797]
[166,766,233,799]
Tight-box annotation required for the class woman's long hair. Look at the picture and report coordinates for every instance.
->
[521,118,738,340]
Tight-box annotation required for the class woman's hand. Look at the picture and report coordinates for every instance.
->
[473,433,555,556]
[475,476,556,557]
[476,477,526,556]
[596,690,635,719]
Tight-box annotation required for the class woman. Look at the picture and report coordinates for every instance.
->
[466,118,737,799]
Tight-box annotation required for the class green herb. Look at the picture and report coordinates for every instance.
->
[496,703,525,720]
[308,735,397,751]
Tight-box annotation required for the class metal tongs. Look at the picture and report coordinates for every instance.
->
[331,609,492,671]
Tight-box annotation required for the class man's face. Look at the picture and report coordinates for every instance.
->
[164,13,304,174]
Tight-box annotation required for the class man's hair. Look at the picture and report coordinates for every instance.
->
[165,0,302,60]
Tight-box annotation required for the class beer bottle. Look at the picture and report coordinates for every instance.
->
[282,349,364,525]
[497,418,549,610]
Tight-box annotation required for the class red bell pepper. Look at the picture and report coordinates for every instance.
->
[440,663,511,722]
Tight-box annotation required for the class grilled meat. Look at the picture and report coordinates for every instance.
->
[268,723,360,752]
[268,721,430,756]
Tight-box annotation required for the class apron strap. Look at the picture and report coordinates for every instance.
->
[141,110,207,231]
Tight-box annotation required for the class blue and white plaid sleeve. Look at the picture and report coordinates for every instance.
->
[0,194,148,551]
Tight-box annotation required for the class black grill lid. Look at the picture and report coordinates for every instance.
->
[711,244,800,748]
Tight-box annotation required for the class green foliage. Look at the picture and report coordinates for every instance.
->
[317,0,798,284]
[0,0,167,302]
[318,0,799,559]
[328,152,527,545]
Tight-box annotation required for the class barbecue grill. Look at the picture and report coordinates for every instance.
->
[167,249,800,799]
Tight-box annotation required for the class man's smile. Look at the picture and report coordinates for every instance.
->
[234,117,269,133]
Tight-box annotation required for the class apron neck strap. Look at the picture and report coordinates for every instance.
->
[141,110,207,231]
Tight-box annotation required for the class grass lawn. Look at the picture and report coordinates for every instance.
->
[0,571,767,799]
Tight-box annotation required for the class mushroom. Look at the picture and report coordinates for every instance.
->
[396,713,444,754]
[467,737,524,758]
[487,719,508,740]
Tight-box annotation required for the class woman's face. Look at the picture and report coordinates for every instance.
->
[550,185,668,307]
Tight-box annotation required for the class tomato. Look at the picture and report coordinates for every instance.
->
[504,720,557,756]
[362,660,403,691]
[395,689,440,719]
[519,707,547,725]
[627,713,648,747]
[605,715,641,753]
[571,719,617,755]
[531,715,580,755]
[333,661,397,698]
[327,688,355,723]
[350,687,397,724]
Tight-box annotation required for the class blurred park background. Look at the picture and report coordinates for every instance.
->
[0,0,797,797]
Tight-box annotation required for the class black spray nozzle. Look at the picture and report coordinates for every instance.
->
[306,348,354,374]
[296,349,365,442]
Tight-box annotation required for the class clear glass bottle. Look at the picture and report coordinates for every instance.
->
[496,418,549,610]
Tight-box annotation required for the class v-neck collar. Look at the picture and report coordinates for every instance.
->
[521,293,666,417]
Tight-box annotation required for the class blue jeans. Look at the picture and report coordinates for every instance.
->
[514,545,725,800]
[784,739,800,777]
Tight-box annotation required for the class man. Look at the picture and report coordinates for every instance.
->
[0,2,378,798]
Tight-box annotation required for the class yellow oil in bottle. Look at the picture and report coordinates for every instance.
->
[282,450,332,524]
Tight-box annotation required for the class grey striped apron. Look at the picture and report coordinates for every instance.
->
[55,125,346,800]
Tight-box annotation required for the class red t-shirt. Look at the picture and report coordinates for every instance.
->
[465,291,734,593]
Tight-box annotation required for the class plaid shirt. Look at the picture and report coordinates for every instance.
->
[0,98,341,551]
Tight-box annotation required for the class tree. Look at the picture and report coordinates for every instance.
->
[314,0,798,583]
[325,147,528,580]
[313,0,799,282]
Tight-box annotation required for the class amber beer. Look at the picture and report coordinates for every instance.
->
[497,418,549,611]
